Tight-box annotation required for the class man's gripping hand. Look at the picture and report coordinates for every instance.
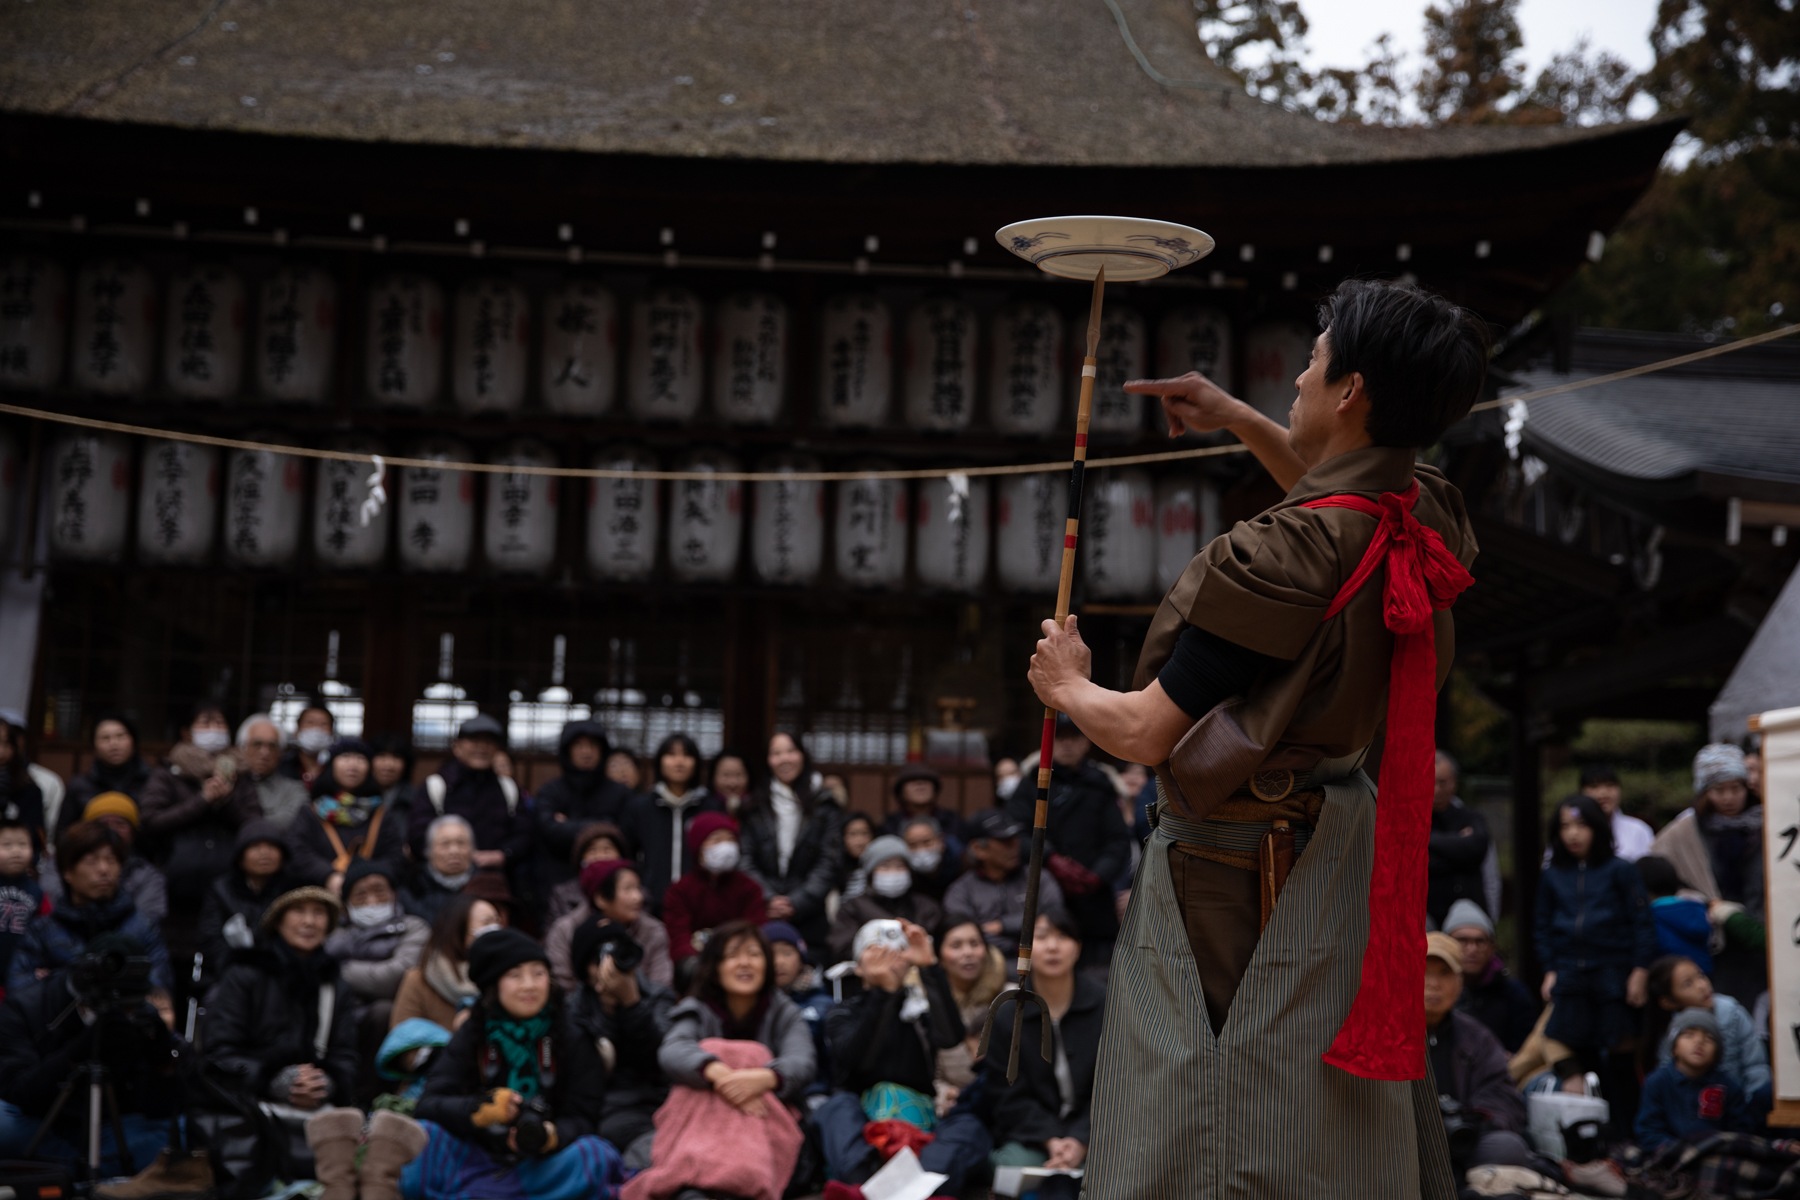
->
[1029,615,1091,711]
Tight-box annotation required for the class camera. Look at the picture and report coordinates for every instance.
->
[513,1095,555,1156]
[1437,1094,1485,1167]
[592,923,644,974]
[69,941,155,1013]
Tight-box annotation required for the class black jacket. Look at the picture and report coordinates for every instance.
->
[982,974,1105,1147]
[59,756,153,841]
[827,892,946,964]
[1457,955,1540,1054]
[824,964,963,1096]
[0,970,194,1138]
[417,1003,606,1150]
[1004,761,1130,943]
[202,943,359,1105]
[410,760,535,869]
[195,823,297,984]
[738,787,844,946]
[534,721,637,894]
[620,787,723,911]
[568,973,676,1123]
[401,868,468,925]
[1427,803,1491,927]
[284,794,409,888]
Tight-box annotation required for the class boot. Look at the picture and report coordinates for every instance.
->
[93,1148,216,1200]
[359,1109,429,1200]
[304,1107,365,1200]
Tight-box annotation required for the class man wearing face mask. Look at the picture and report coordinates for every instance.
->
[827,836,945,964]
[324,859,429,1106]
[661,814,766,961]
[899,816,959,903]
[281,706,337,787]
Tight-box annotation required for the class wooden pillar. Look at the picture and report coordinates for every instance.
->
[1511,688,1543,982]
[361,580,416,738]
[723,596,773,755]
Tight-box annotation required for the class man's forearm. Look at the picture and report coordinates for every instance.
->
[1050,678,1193,766]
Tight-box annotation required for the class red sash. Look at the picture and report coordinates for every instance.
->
[1299,481,1474,1081]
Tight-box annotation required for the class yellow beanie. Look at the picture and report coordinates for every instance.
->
[83,791,140,828]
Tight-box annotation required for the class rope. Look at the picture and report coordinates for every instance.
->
[2,322,1792,483]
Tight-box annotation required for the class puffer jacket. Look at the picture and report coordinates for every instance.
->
[417,1002,605,1149]
[1534,855,1657,973]
[137,748,261,898]
[738,787,844,947]
[8,892,172,992]
[621,786,723,910]
[202,942,358,1104]
[534,720,637,893]
[195,820,297,983]
[323,905,429,1001]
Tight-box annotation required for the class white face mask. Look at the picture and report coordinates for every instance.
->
[348,903,393,929]
[470,924,504,942]
[295,728,333,756]
[702,842,741,873]
[906,848,942,874]
[192,729,231,754]
[995,775,1020,800]
[871,868,911,898]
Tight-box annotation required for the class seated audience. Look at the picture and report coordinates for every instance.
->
[410,716,535,887]
[620,734,721,913]
[410,928,621,1200]
[816,919,987,1192]
[203,887,358,1122]
[1421,932,1530,1173]
[237,713,310,828]
[566,911,678,1163]
[534,720,635,897]
[0,808,45,992]
[369,733,418,817]
[983,909,1102,1175]
[828,835,944,962]
[57,713,152,842]
[739,732,843,949]
[766,921,834,1100]
[196,818,294,985]
[43,793,168,925]
[288,739,408,893]
[12,821,171,992]
[138,705,259,901]
[386,895,501,1079]
[327,859,430,1103]
[1643,955,1771,1118]
[1638,855,1715,973]
[943,808,1064,963]
[662,814,766,962]
[898,815,960,903]
[546,858,673,993]
[710,750,753,816]
[1443,899,1537,1053]
[658,919,815,1108]
[404,814,479,923]
[1636,1008,1754,1151]
[544,821,630,925]
[936,918,1007,1094]
[882,763,967,848]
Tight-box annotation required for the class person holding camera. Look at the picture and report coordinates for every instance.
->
[408,928,622,1200]
[566,912,676,1166]
[11,821,171,995]
[1422,931,1530,1174]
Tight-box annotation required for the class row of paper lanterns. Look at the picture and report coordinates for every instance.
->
[1,428,1220,599]
[0,257,1314,432]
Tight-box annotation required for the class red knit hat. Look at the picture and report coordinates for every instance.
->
[579,857,633,899]
[685,811,739,856]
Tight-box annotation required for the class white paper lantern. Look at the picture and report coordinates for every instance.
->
[1088,305,1146,436]
[398,438,475,573]
[713,293,787,425]
[1082,469,1156,600]
[989,302,1063,435]
[751,453,823,585]
[1154,476,1220,595]
[484,439,558,574]
[1157,306,1232,387]
[71,261,155,396]
[587,446,660,581]
[542,281,618,416]
[453,279,530,414]
[223,436,304,568]
[996,472,1062,594]
[136,439,219,564]
[627,287,703,422]
[48,432,132,563]
[365,274,444,409]
[904,298,977,431]
[0,427,20,553]
[835,466,906,589]
[667,449,743,582]
[0,256,67,391]
[816,294,891,428]
[1244,321,1315,425]
[257,267,338,403]
[313,437,388,569]
[162,265,245,400]
[915,474,990,593]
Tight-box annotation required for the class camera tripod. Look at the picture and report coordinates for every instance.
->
[25,1001,139,1185]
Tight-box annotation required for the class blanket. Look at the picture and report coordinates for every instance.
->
[623,1039,804,1200]
[1619,1131,1800,1199]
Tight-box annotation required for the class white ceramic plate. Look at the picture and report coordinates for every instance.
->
[994,215,1215,281]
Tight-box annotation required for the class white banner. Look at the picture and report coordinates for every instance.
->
[1761,704,1800,1122]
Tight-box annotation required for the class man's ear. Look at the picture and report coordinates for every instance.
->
[1334,371,1368,415]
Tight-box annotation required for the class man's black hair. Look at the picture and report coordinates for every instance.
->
[1579,763,1621,789]
[1317,279,1491,447]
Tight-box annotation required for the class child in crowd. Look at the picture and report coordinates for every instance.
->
[0,812,45,998]
[1636,1008,1754,1151]
[1637,856,1713,973]
[1643,954,1771,1119]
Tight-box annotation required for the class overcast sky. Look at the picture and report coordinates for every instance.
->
[1299,0,1661,80]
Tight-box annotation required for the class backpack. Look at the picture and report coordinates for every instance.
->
[423,772,519,816]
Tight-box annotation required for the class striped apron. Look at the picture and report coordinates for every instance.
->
[1082,770,1455,1200]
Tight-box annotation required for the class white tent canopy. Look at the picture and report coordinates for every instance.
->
[1711,561,1800,743]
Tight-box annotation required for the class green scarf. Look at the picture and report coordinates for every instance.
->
[486,1011,553,1098]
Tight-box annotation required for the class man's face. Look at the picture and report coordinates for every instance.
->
[1433,757,1457,811]
[1449,926,1491,976]
[1582,782,1621,816]
[347,874,395,910]
[298,708,334,736]
[67,846,121,906]
[429,822,474,875]
[568,737,602,772]
[1423,958,1463,1023]
[904,824,945,858]
[93,720,134,767]
[455,735,499,771]
[243,721,282,777]
[1051,732,1091,768]
[1286,330,1362,467]
[899,779,937,809]
[240,841,283,879]
[974,835,1020,875]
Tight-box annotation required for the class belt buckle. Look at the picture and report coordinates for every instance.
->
[1248,768,1295,803]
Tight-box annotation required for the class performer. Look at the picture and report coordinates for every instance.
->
[1028,279,1487,1199]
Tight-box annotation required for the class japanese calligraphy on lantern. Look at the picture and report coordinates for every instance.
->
[628,287,703,422]
[1245,321,1315,426]
[72,261,154,395]
[989,302,1063,436]
[586,446,660,581]
[1083,468,1156,599]
[0,256,68,391]
[224,439,304,568]
[904,298,977,431]
[484,439,557,574]
[752,454,823,585]
[454,279,529,414]
[1156,307,1233,389]
[714,293,787,425]
[162,265,245,401]
[835,467,906,589]
[1153,476,1215,595]
[996,472,1061,594]
[1088,305,1146,436]
[542,281,618,416]
[916,474,990,593]
[1757,707,1800,1119]
[398,438,474,573]
[817,294,891,428]
[257,267,337,403]
[667,449,743,582]
[366,274,444,409]
[48,432,131,563]
[312,437,387,568]
[136,439,219,565]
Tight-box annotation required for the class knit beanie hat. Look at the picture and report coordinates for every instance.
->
[261,885,343,933]
[468,926,550,992]
[579,857,632,900]
[83,791,140,829]
[860,834,909,872]
[1693,743,1748,795]
[341,857,398,899]
[762,921,806,952]
[1670,1007,1722,1044]
[1442,899,1494,940]
[685,812,739,856]
[571,821,627,866]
